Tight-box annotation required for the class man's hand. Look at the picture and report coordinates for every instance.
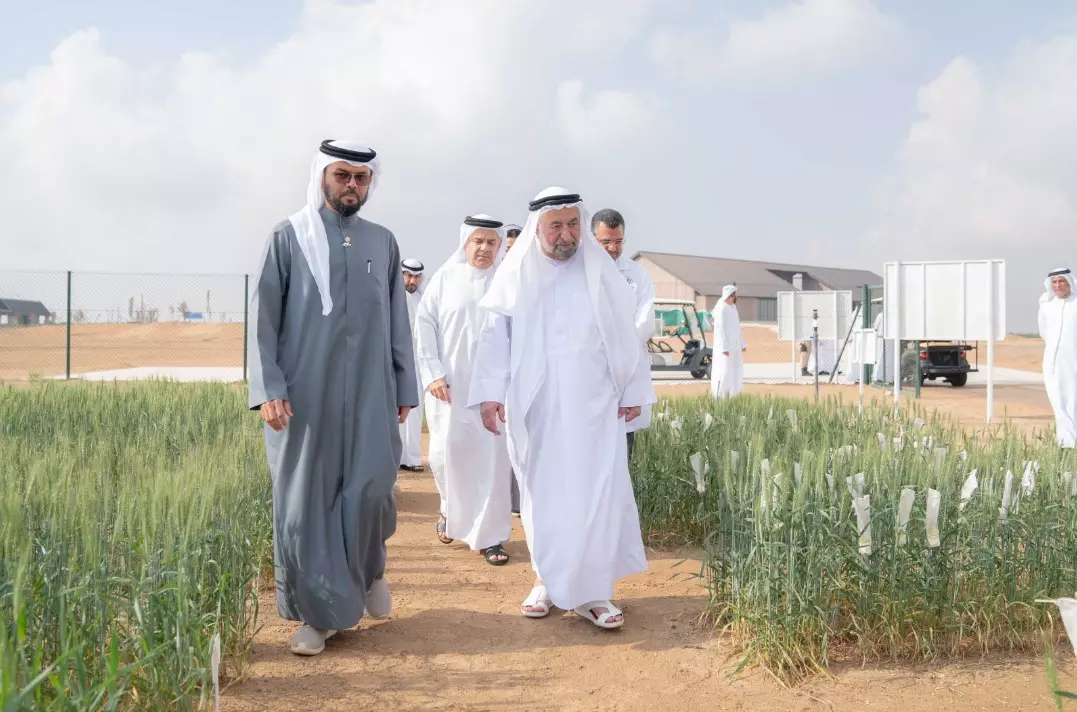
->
[723,352,730,357]
[618,406,642,423]
[398,406,412,424]
[480,402,506,435]
[428,378,452,403]
[260,399,293,431]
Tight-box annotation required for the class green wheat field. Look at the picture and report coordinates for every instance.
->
[1,381,1074,709]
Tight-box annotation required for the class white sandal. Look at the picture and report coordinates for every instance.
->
[574,600,624,629]
[520,585,552,618]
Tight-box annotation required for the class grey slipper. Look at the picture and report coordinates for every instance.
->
[366,578,392,619]
[290,625,338,656]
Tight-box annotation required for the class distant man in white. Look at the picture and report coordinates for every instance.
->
[399,258,427,472]
[503,223,523,516]
[468,187,655,629]
[710,285,747,398]
[592,208,656,459]
[1038,267,1077,448]
[416,215,513,564]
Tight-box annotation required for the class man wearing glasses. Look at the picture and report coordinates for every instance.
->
[248,139,419,656]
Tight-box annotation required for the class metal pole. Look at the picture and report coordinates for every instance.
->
[893,263,902,415]
[862,284,872,384]
[65,271,72,379]
[986,263,995,424]
[915,339,922,399]
[812,308,819,401]
[243,274,250,382]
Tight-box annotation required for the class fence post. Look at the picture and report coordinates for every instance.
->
[242,274,249,382]
[861,284,870,384]
[65,271,72,379]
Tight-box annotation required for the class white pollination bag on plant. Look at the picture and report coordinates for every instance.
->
[925,489,941,548]
[794,462,803,489]
[730,450,740,473]
[853,495,872,555]
[670,417,682,437]
[1021,461,1037,496]
[1064,472,1076,497]
[999,470,1014,521]
[702,412,714,432]
[877,433,887,451]
[690,452,708,495]
[786,409,798,429]
[896,487,915,546]
[959,470,979,512]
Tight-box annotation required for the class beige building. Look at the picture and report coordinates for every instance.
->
[632,251,881,322]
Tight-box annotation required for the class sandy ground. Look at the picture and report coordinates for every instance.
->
[222,409,1074,712]
[0,322,1047,381]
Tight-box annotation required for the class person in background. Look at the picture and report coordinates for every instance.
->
[591,208,655,460]
[400,258,426,472]
[504,225,522,514]
[415,215,513,563]
[1039,267,1077,448]
[710,285,746,398]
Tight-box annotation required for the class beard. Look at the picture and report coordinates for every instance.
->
[323,184,364,217]
[405,283,417,293]
[549,240,578,261]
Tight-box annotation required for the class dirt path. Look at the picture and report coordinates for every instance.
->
[222,440,1073,712]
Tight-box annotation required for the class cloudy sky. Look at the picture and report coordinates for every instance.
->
[3,0,1076,332]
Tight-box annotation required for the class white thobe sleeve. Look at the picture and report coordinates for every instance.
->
[414,284,446,392]
[467,310,511,407]
[633,270,656,346]
[1038,302,1049,340]
[620,339,657,409]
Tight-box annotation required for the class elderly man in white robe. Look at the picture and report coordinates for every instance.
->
[710,285,746,398]
[400,258,427,473]
[1039,267,1077,448]
[416,215,513,564]
[468,187,655,630]
[592,208,656,460]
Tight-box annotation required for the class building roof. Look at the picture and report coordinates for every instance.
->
[0,298,50,314]
[631,251,881,299]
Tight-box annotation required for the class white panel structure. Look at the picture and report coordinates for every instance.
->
[882,259,1006,423]
[882,261,1006,341]
[777,291,854,342]
[777,290,854,381]
[851,328,877,365]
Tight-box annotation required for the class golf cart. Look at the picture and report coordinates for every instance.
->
[648,298,713,379]
[900,341,977,387]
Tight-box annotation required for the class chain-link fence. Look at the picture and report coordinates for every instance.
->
[1,270,250,381]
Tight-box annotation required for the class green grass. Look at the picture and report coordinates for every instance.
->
[0,381,272,710]
[4,380,1075,705]
[632,393,1077,681]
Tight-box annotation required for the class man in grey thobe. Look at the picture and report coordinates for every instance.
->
[248,139,419,656]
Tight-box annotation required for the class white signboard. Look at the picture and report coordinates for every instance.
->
[0,315,7,325]
[882,259,1006,423]
[776,290,854,342]
[882,261,1006,341]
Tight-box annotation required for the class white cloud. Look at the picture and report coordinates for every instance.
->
[651,0,902,83]
[0,0,664,277]
[867,34,1077,330]
[556,80,663,151]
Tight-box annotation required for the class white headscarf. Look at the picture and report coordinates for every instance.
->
[1042,267,1076,303]
[287,140,382,316]
[721,285,738,302]
[444,214,507,270]
[402,257,425,297]
[480,186,639,394]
